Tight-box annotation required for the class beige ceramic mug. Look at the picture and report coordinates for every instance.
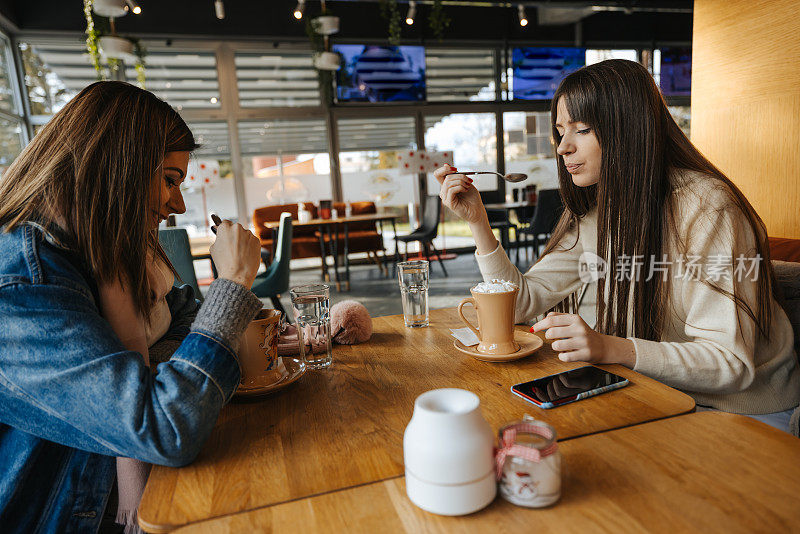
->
[238,308,282,387]
[458,287,520,355]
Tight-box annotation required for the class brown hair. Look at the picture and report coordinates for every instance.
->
[0,81,198,318]
[543,59,774,342]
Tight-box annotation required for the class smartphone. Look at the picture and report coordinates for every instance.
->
[511,366,629,409]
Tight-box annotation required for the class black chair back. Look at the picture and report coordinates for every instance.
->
[393,196,448,277]
[515,205,536,221]
[528,189,564,235]
[480,190,509,224]
[417,196,441,239]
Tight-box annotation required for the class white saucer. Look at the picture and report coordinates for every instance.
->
[453,330,544,362]
[234,358,306,399]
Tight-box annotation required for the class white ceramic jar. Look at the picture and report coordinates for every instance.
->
[403,389,497,516]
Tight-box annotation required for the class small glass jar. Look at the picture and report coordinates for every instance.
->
[496,419,561,508]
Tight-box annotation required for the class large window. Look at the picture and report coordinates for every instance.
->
[0,34,17,114]
[235,50,319,107]
[0,33,25,173]
[339,116,416,209]
[424,113,497,191]
[503,111,559,197]
[19,40,81,116]
[239,118,332,217]
[425,112,497,245]
[174,122,236,235]
[425,48,495,102]
[0,117,23,172]
[9,37,691,243]
[668,106,691,137]
[586,49,638,65]
[19,40,221,115]
[135,49,220,110]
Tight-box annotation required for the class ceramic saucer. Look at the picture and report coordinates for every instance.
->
[234,358,306,399]
[453,330,544,362]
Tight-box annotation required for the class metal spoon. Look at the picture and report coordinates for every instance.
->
[444,171,528,183]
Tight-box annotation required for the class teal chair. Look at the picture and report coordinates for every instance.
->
[158,227,203,301]
[251,212,293,315]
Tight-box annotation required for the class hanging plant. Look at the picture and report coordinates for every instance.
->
[82,0,147,87]
[133,39,147,88]
[429,0,451,42]
[305,14,335,106]
[379,0,402,46]
[83,0,102,79]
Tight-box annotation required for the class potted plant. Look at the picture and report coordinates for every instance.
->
[83,0,147,86]
[379,0,402,45]
[98,35,135,59]
[313,51,341,71]
[429,0,451,41]
[304,5,340,105]
[312,14,340,35]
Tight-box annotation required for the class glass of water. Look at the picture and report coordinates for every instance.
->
[397,260,429,328]
[290,284,333,369]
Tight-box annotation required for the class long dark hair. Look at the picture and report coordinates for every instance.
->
[0,81,199,318]
[542,59,774,341]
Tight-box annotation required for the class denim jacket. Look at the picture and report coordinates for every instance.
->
[0,222,260,533]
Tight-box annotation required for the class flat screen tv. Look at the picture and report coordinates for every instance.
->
[512,47,586,100]
[334,45,426,103]
[660,47,691,96]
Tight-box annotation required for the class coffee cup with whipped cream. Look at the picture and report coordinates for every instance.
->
[458,279,520,355]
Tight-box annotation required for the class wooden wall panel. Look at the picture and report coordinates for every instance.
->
[691,0,800,238]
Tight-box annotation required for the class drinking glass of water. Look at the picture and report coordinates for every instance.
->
[397,260,429,328]
[290,284,333,369]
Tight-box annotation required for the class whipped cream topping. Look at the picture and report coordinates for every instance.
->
[473,279,518,293]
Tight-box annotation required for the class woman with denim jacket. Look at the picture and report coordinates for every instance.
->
[0,81,264,533]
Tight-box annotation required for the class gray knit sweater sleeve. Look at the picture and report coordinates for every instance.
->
[191,278,263,353]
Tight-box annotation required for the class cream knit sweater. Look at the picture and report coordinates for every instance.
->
[476,171,800,414]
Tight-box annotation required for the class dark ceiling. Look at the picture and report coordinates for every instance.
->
[0,1,692,46]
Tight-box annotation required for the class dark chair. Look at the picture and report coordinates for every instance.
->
[481,190,515,251]
[772,259,800,437]
[395,196,448,277]
[515,188,564,264]
[487,209,515,251]
[251,213,293,316]
[158,227,203,301]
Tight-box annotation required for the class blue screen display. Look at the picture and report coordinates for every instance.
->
[660,47,691,96]
[334,45,426,103]
[512,47,586,100]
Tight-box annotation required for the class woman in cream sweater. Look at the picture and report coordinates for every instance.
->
[436,60,800,431]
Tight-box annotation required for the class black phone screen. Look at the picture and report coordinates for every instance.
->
[513,366,627,404]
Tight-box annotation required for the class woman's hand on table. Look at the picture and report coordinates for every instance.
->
[209,218,262,288]
[532,312,636,368]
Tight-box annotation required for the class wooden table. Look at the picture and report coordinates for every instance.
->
[188,236,217,279]
[138,307,694,532]
[262,213,399,291]
[483,201,535,211]
[188,235,214,261]
[174,412,800,533]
